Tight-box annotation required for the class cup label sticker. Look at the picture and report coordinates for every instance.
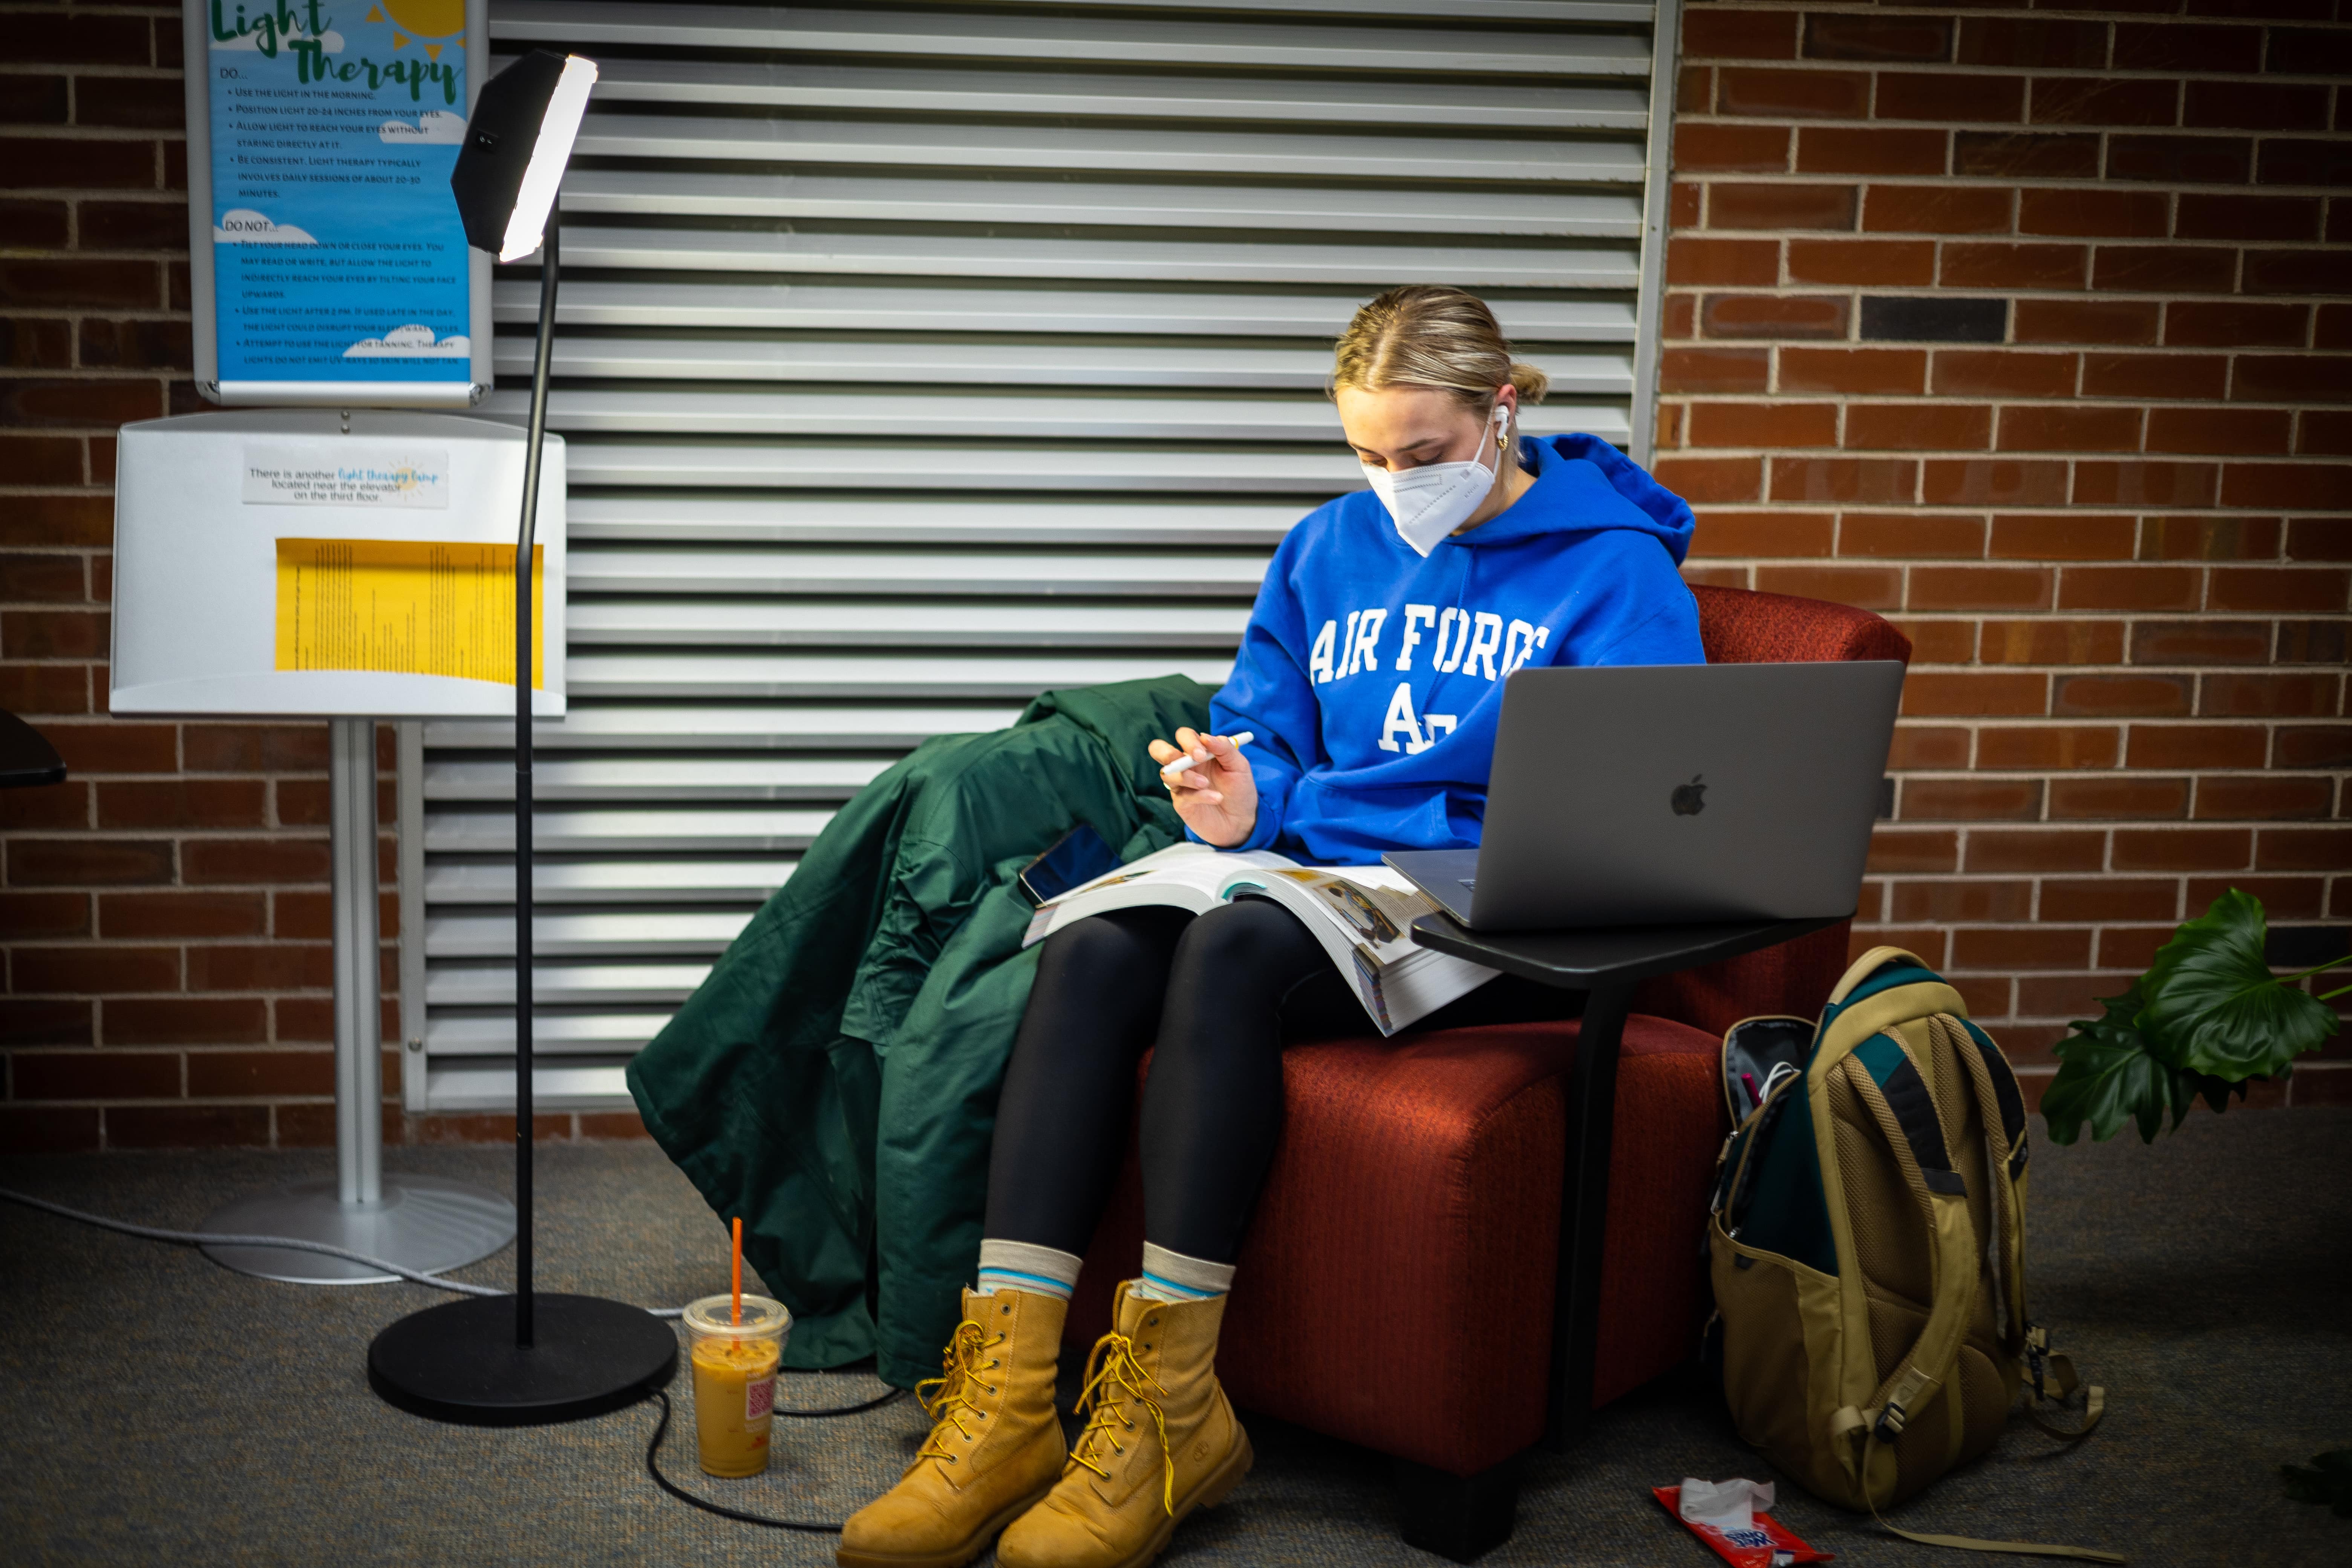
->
[746,1375,775,1423]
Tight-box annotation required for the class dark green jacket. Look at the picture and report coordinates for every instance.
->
[626,676,1214,1387]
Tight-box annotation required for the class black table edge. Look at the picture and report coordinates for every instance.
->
[1410,910,1844,989]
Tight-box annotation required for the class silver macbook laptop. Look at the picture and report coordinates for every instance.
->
[1385,662,1904,932]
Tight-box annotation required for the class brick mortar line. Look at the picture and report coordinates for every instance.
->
[1684,2,2351,18]
[1669,502,2351,511]
[1683,225,2349,242]
[1677,192,2352,214]
[1674,423,2352,435]
[1867,871,2338,878]
[0,66,180,77]
[1683,165,2350,190]
[1700,2,2345,9]
[1683,114,2352,129]
[1877,791,2350,799]
[1888,765,2339,776]
[1680,66,2352,88]
[1666,409,2352,418]
[1674,505,2333,512]
[1691,4,2351,21]
[1660,480,2352,496]
[1665,455,2352,464]
[9,1098,365,1110]
[1665,276,2352,285]
[1679,227,2352,241]
[1674,562,2333,573]
[1688,168,2344,191]
[0,831,338,841]
[1690,262,2352,278]
[0,128,186,142]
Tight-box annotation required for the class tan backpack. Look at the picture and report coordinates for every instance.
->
[1707,948,2121,1562]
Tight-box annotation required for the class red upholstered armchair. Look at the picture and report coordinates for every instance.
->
[1067,587,1911,1560]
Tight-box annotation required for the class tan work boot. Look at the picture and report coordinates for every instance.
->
[996,1282,1254,1568]
[837,1288,1067,1568]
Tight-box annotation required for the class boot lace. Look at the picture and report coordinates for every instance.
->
[913,1318,1003,1465]
[1066,1328,1174,1514]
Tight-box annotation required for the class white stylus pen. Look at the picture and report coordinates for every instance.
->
[1161,730,1253,777]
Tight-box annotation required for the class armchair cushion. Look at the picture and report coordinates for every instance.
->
[1069,1012,1724,1476]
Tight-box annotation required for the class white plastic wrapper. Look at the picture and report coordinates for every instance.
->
[1678,1477,1778,1534]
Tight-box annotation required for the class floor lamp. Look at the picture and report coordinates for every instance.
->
[368,50,675,1425]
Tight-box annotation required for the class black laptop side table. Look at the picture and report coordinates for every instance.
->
[0,710,66,789]
[1410,910,1839,1448]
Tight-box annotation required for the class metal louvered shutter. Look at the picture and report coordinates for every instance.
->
[400,0,1683,1113]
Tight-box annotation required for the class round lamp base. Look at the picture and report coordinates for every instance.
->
[369,1292,676,1427]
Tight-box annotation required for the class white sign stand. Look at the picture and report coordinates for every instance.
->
[113,408,565,1283]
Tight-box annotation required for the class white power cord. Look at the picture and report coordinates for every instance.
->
[0,1185,683,1318]
[5,1182,913,1532]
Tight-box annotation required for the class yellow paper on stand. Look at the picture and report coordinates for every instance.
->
[274,538,544,688]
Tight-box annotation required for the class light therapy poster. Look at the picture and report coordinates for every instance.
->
[190,2,488,404]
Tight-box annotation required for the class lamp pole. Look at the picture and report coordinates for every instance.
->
[513,206,559,1346]
[369,51,673,1424]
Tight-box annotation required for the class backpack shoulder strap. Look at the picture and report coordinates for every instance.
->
[1828,1028,1980,1484]
[1861,1493,2126,1563]
[1949,1015,2029,1349]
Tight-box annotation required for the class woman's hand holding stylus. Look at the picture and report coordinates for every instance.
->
[1149,727,1257,847]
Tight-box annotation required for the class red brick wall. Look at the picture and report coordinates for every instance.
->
[1660,1,2350,1102]
[0,3,640,1152]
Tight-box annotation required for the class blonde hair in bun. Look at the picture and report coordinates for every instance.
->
[1330,285,1548,412]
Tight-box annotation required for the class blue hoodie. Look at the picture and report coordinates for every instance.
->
[1207,433,1704,864]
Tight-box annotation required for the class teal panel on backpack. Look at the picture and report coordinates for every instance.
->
[1845,964,1944,1008]
[1738,1083,1837,1276]
[1853,1031,1907,1088]
[1811,964,1942,1079]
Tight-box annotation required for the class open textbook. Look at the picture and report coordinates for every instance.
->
[1021,843,1499,1036]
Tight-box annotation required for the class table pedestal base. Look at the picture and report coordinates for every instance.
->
[199,1175,514,1285]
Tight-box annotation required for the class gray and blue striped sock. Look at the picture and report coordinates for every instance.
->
[1131,1242,1234,1304]
[975,1239,1083,1302]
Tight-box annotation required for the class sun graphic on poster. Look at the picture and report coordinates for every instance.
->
[368,0,466,59]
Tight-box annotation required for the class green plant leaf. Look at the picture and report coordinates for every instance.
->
[2044,986,2174,1145]
[2137,889,2340,1081]
[2182,1070,2254,1120]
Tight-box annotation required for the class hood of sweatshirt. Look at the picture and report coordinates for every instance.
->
[1203,433,1705,864]
[1416,432,1697,560]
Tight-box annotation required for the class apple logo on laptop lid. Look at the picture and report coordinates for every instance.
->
[1671,774,1707,816]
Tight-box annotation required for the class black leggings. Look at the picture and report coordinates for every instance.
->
[984,899,1578,1264]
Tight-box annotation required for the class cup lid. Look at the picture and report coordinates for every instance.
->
[684,1293,791,1337]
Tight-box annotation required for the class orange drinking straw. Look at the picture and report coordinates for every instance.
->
[730,1216,744,1325]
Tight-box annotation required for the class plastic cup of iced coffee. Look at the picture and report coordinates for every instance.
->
[683,1292,792,1476]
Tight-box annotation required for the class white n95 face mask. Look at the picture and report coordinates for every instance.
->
[1361,402,1511,556]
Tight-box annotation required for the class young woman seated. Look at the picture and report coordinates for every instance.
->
[839,285,1703,1568]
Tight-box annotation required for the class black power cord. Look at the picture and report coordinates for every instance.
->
[644,1384,908,1532]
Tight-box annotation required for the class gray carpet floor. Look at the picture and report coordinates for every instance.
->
[3,1109,2347,1566]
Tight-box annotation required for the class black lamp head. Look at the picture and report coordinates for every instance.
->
[450,49,598,262]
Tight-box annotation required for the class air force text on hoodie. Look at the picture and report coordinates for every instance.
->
[1208,433,1706,864]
